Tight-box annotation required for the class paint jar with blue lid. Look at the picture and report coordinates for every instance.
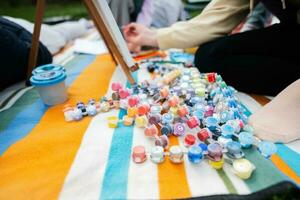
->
[30,64,68,106]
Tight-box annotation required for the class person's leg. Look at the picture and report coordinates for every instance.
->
[194,23,300,96]
[249,79,300,143]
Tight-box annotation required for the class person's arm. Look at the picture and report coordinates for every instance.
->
[157,0,251,49]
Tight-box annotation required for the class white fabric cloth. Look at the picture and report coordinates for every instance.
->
[4,16,90,54]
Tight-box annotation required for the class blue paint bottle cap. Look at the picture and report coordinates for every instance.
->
[221,124,234,138]
[238,132,253,148]
[258,141,277,158]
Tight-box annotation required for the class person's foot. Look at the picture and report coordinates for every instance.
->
[248,79,300,143]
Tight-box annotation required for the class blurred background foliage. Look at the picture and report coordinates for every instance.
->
[0,0,88,22]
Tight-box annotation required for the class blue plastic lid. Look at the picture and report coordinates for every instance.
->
[221,124,235,138]
[226,141,242,154]
[32,64,65,75]
[206,116,218,127]
[30,70,66,86]
[258,141,277,158]
[238,132,253,148]
[198,143,208,151]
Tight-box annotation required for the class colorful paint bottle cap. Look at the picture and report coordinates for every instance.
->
[172,86,181,95]
[197,128,210,142]
[169,107,179,116]
[182,75,190,82]
[177,106,189,118]
[135,115,148,128]
[127,107,137,118]
[111,82,123,91]
[198,143,208,152]
[205,116,219,131]
[173,123,186,136]
[258,141,277,158]
[232,158,255,179]
[186,88,195,96]
[128,95,139,107]
[145,125,159,137]
[226,119,241,133]
[107,116,119,128]
[195,87,206,97]
[161,113,174,124]
[204,105,214,117]
[193,110,204,120]
[119,89,130,99]
[186,116,200,129]
[161,124,173,136]
[221,124,235,138]
[119,99,128,109]
[137,104,150,116]
[185,134,196,146]
[155,135,169,149]
[169,145,184,164]
[111,92,120,101]
[219,111,231,123]
[73,108,83,121]
[132,146,147,163]
[150,146,165,164]
[217,136,232,147]
[207,73,216,83]
[190,96,202,105]
[226,141,244,159]
[150,105,162,114]
[100,102,111,112]
[148,114,161,125]
[168,96,179,107]
[123,115,134,126]
[238,132,253,148]
[207,143,223,162]
[188,145,203,164]
[160,87,169,98]
[208,157,224,169]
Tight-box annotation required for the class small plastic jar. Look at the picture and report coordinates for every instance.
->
[30,64,67,106]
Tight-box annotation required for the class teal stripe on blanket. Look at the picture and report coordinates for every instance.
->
[0,55,96,155]
[100,72,138,200]
[276,144,300,176]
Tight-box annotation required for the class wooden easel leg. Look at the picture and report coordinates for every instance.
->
[27,0,46,80]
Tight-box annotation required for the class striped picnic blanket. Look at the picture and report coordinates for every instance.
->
[0,53,299,200]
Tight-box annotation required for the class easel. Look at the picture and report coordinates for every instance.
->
[27,0,138,85]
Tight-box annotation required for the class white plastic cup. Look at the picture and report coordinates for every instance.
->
[30,64,68,106]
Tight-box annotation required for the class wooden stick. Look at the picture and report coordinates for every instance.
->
[27,0,45,80]
[83,0,136,85]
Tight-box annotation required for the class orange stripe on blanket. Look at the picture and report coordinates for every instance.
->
[157,136,191,199]
[0,54,116,200]
[270,154,300,184]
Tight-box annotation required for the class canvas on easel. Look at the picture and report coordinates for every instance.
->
[28,0,138,85]
[83,0,139,85]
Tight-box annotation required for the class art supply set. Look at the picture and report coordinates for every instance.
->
[61,52,277,180]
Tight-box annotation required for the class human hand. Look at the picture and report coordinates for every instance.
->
[123,23,158,52]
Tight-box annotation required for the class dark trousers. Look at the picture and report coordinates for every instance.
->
[0,17,52,90]
[194,23,300,96]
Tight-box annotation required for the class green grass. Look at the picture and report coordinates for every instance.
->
[0,2,88,22]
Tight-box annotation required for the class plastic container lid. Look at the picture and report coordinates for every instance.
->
[32,64,65,75]
[30,70,66,87]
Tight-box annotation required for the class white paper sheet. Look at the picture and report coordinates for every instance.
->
[73,39,108,55]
